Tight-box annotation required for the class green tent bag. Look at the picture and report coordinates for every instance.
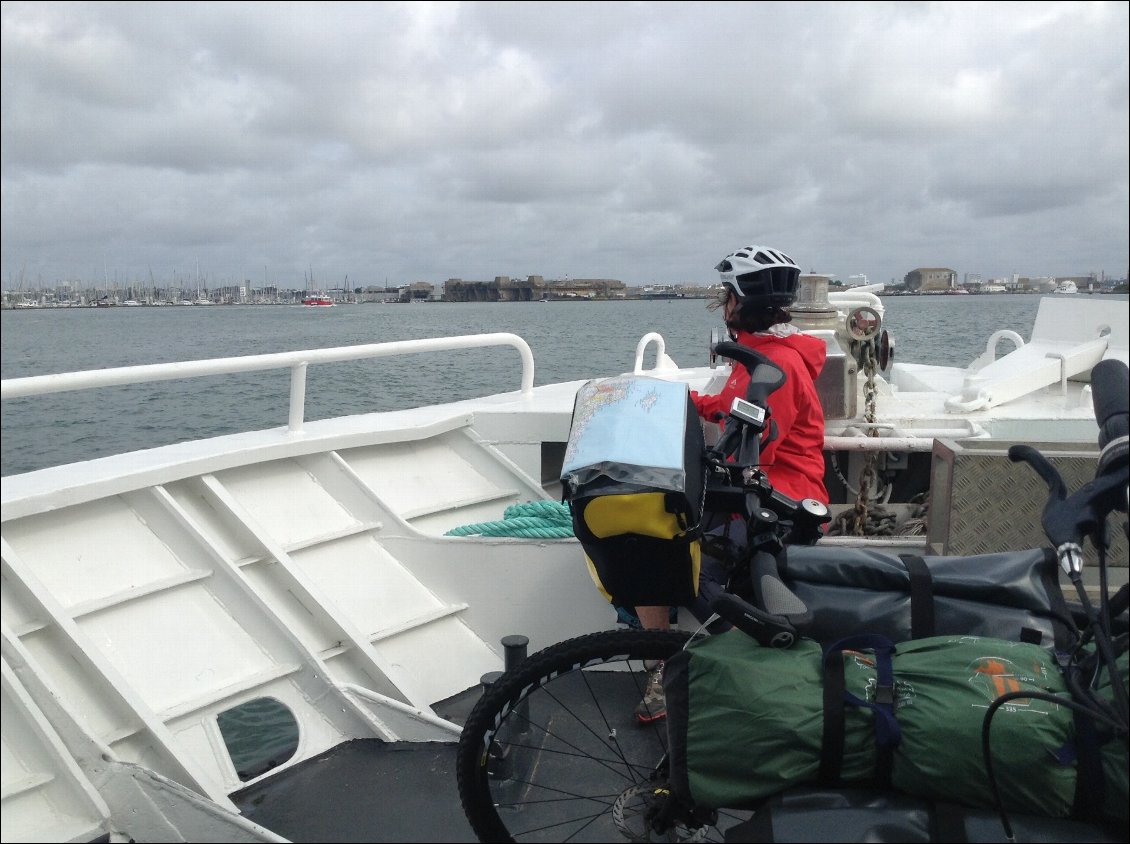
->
[665,632,1084,817]
[1094,647,1129,825]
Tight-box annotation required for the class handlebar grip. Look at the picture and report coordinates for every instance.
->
[1091,359,1129,476]
[710,593,797,648]
[750,550,812,627]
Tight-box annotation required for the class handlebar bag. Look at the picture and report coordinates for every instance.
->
[560,375,707,607]
[776,545,1073,650]
[664,631,1101,819]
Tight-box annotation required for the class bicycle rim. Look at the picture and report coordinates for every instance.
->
[456,628,738,842]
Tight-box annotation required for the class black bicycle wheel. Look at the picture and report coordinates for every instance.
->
[456,628,743,842]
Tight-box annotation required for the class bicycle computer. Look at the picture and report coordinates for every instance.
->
[729,397,766,428]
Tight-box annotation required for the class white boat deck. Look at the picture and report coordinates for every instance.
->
[888,296,1128,427]
[2,297,1126,842]
[1,387,635,827]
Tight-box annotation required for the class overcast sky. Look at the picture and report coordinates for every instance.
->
[2,1,1127,291]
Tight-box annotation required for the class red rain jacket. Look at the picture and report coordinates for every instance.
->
[692,328,829,504]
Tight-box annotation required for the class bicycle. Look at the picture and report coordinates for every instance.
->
[455,344,1128,843]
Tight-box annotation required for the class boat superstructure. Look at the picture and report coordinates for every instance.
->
[1,294,1126,842]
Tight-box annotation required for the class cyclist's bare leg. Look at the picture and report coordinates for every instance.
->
[637,605,671,630]
[632,606,672,724]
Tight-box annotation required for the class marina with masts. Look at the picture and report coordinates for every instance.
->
[3,269,1125,308]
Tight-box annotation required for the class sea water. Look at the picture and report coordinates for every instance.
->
[0,294,1105,477]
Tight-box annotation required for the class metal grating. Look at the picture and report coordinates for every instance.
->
[927,440,1128,572]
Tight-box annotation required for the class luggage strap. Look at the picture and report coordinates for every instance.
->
[820,634,901,788]
[898,554,936,639]
[1069,693,1107,819]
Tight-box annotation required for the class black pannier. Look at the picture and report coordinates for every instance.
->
[777,545,1074,650]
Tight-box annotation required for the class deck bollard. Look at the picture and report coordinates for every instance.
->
[484,636,532,782]
[501,634,529,670]
[501,635,530,734]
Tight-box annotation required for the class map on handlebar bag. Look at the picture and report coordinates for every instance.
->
[561,375,692,492]
[561,375,707,608]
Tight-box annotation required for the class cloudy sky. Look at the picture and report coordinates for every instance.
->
[2,1,1127,291]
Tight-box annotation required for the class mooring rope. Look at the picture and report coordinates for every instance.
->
[444,500,575,538]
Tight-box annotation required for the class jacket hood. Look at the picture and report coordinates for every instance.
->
[737,328,827,381]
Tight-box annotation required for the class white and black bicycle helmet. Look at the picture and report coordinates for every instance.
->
[715,245,801,309]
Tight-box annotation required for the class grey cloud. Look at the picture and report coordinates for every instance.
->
[2,1,1126,288]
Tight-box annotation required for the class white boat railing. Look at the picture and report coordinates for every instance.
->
[0,333,537,433]
[632,332,681,373]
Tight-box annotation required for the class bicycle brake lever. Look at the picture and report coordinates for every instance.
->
[1009,444,1066,503]
[711,593,797,648]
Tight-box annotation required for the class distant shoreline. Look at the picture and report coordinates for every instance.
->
[2,287,1126,310]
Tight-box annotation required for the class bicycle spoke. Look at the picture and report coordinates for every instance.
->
[488,662,665,786]
[457,629,713,842]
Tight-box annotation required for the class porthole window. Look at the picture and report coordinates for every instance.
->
[216,697,299,781]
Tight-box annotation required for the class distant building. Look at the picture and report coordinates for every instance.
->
[904,267,957,293]
[444,276,546,302]
[442,276,626,301]
[549,278,626,299]
[405,281,434,301]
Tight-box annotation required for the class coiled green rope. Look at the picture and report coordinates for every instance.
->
[444,500,575,538]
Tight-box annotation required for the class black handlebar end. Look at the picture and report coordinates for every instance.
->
[1091,359,1129,478]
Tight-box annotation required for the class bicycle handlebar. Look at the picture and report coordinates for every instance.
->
[1009,359,1130,555]
[704,342,829,639]
[711,341,786,404]
[1009,359,1129,732]
[1091,358,1129,484]
[710,341,783,470]
[706,341,829,543]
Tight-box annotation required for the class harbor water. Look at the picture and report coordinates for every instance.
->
[0,294,1114,477]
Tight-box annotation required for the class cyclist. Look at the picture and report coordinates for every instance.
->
[634,244,830,724]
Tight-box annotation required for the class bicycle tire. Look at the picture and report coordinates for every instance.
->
[456,628,737,842]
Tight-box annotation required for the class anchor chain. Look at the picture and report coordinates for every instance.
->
[827,342,929,538]
[845,342,881,536]
[899,491,930,536]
